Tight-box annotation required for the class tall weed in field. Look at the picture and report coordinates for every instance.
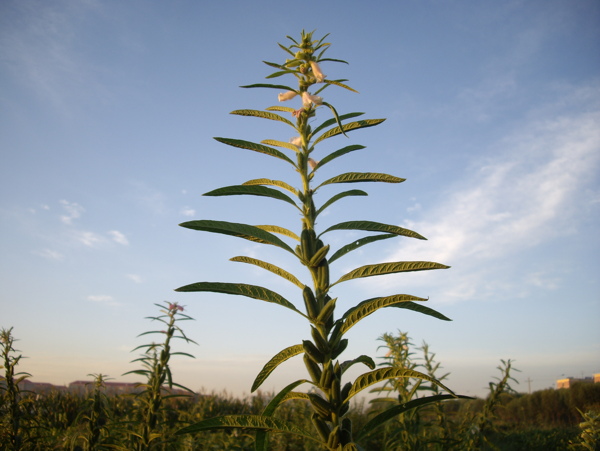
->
[176,30,457,449]
[0,327,32,450]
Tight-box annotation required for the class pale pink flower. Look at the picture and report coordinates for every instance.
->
[308,158,318,169]
[278,91,297,102]
[302,91,323,108]
[292,108,304,118]
[310,61,326,82]
[290,136,302,147]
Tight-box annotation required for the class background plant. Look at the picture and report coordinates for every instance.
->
[175,30,458,449]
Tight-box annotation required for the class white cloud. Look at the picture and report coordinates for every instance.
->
[87,295,114,303]
[126,274,143,283]
[374,108,600,303]
[108,230,129,245]
[33,248,65,261]
[59,199,84,225]
[181,207,196,217]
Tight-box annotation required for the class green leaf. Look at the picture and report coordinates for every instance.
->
[333,261,450,286]
[266,106,296,114]
[340,295,428,334]
[316,190,368,217]
[346,368,455,402]
[328,234,397,264]
[175,282,302,315]
[230,256,304,289]
[321,220,425,240]
[317,172,405,189]
[356,395,470,440]
[204,185,298,208]
[242,178,298,195]
[340,355,376,374]
[179,220,294,253]
[390,301,452,321]
[176,414,321,443]
[240,83,297,91]
[214,137,295,165]
[313,144,366,170]
[252,344,305,392]
[255,379,311,451]
[261,139,300,152]
[253,225,299,241]
[230,109,294,127]
[324,79,358,93]
[266,70,297,79]
[313,119,386,145]
[310,113,364,138]
[322,102,347,137]
[319,57,349,65]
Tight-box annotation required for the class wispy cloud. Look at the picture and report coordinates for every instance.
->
[108,230,129,245]
[372,105,600,303]
[59,199,84,225]
[86,294,119,306]
[180,207,196,217]
[33,248,65,261]
[126,274,143,284]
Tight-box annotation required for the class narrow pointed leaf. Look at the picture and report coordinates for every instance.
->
[313,119,385,145]
[340,295,428,334]
[319,57,349,64]
[230,256,304,289]
[214,138,295,165]
[242,178,298,195]
[314,144,366,170]
[262,60,289,70]
[230,109,294,127]
[321,221,425,240]
[277,43,296,57]
[356,395,470,440]
[324,79,358,93]
[318,172,404,188]
[252,344,305,392]
[328,234,396,264]
[179,220,294,253]
[316,190,368,217]
[333,261,450,286]
[340,355,376,374]
[310,113,364,138]
[176,415,320,443]
[390,301,452,321]
[266,106,296,113]
[322,102,347,137]
[253,225,299,240]
[204,185,298,208]
[346,368,455,402]
[240,83,297,91]
[261,139,300,152]
[266,70,297,79]
[175,282,301,314]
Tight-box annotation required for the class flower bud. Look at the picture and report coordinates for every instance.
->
[310,61,326,83]
[278,91,297,102]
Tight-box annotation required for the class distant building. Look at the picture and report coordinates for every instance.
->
[556,376,595,389]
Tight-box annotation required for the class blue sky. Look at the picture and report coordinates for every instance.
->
[1,1,599,399]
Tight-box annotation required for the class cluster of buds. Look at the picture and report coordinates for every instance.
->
[278,57,326,117]
[168,302,184,312]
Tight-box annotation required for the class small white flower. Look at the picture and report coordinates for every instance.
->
[290,136,302,147]
[310,61,326,82]
[302,91,323,108]
[278,91,297,102]
[308,158,318,169]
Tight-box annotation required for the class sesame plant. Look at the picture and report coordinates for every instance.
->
[123,302,196,450]
[176,31,457,449]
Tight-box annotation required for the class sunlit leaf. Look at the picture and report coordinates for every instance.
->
[179,220,294,253]
[390,301,452,321]
[252,345,305,392]
[340,295,428,334]
[313,119,385,145]
[214,137,295,165]
[253,225,299,240]
[240,83,297,91]
[266,106,296,114]
[317,172,404,188]
[204,185,298,208]
[313,144,366,169]
[328,234,396,264]
[310,113,364,138]
[321,220,424,240]
[316,190,368,217]
[340,355,376,374]
[230,256,304,289]
[261,139,300,152]
[175,282,302,315]
[324,79,358,93]
[333,261,450,286]
[230,109,294,127]
[346,368,455,402]
[242,178,298,195]
[176,415,321,443]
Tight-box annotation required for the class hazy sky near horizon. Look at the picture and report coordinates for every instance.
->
[1,0,599,399]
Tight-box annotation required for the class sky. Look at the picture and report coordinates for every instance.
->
[1,1,599,400]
